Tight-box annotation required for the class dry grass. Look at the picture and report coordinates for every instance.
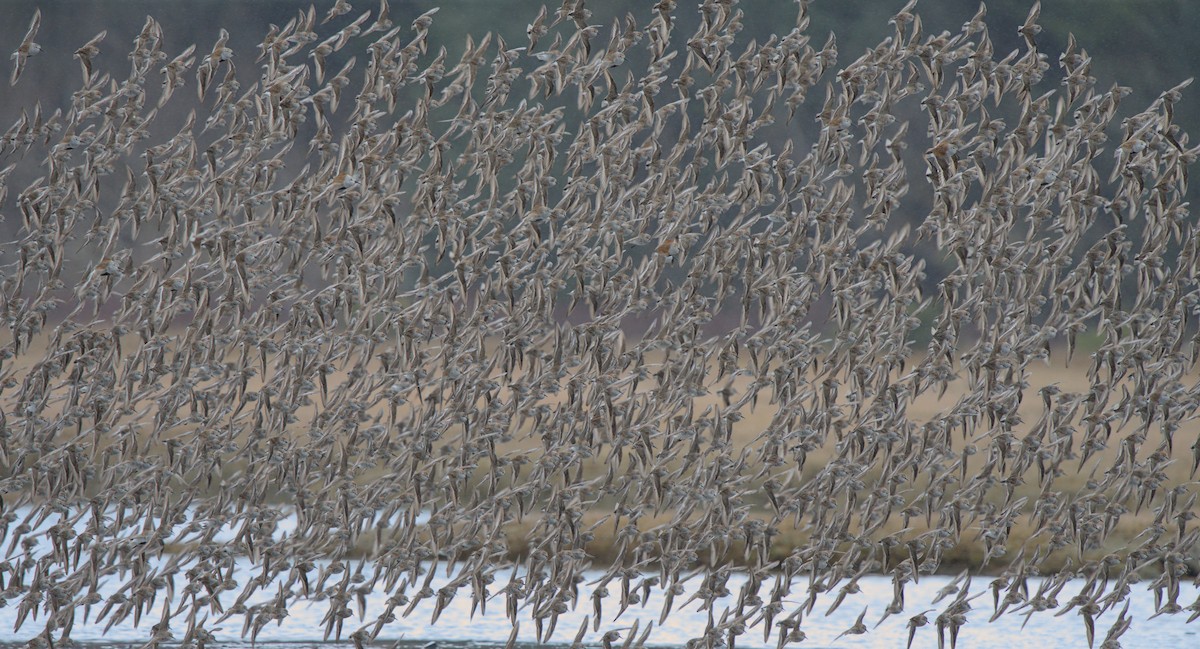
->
[9,323,1199,576]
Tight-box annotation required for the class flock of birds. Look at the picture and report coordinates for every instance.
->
[0,0,1199,647]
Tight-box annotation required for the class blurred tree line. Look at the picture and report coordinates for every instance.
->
[0,0,1195,333]
[2,0,1191,134]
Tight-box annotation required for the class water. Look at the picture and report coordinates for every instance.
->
[2,565,1198,647]
[2,507,1198,647]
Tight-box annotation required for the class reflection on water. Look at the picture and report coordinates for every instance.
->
[0,561,1198,648]
[4,645,548,649]
[2,508,1198,648]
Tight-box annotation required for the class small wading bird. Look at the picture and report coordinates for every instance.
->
[9,8,41,85]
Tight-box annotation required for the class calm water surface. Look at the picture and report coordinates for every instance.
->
[2,508,1198,647]
[1,569,1197,648]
